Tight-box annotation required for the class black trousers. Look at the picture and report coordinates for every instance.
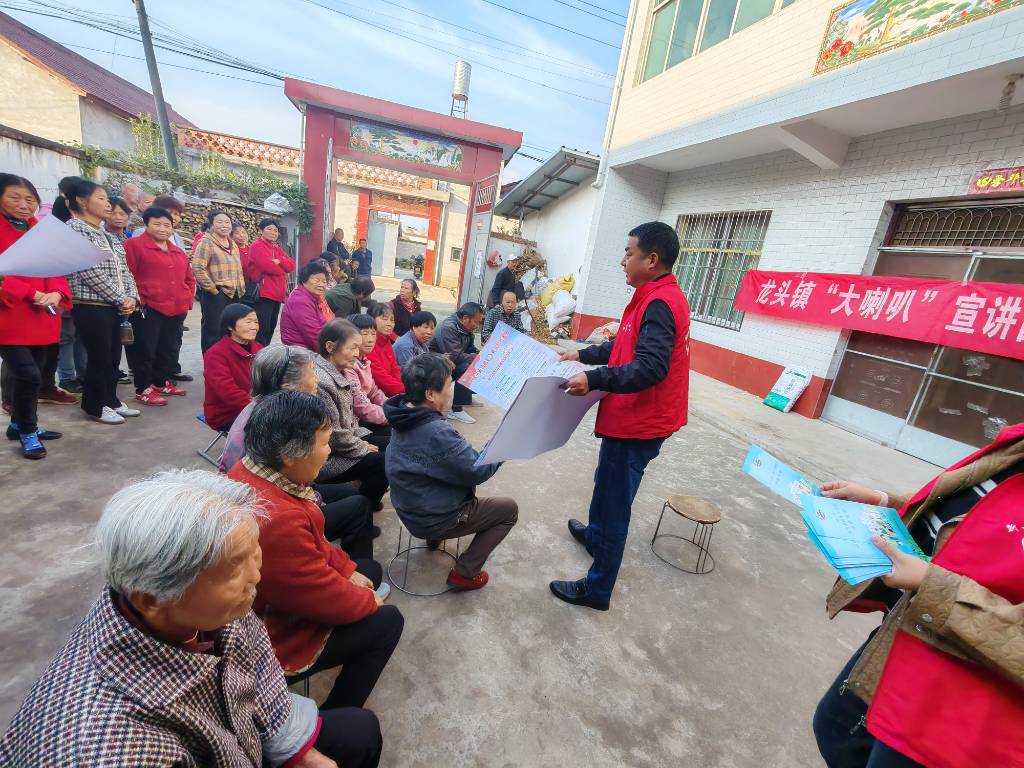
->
[0,345,48,433]
[452,359,472,410]
[287,559,404,710]
[253,297,281,347]
[199,290,230,354]
[333,446,389,506]
[360,421,392,438]
[813,634,923,768]
[130,309,186,393]
[315,707,382,768]
[315,481,374,560]
[72,304,123,417]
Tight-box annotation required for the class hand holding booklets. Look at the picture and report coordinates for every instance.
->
[741,445,928,584]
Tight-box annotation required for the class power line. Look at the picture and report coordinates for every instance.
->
[479,0,621,48]
[548,0,625,25]
[572,0,627,19]
[300,0,610,104]
[376,0,614,78]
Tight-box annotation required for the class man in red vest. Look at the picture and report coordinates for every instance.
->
[550,221,690,610]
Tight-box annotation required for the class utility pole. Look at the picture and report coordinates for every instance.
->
[133,0,178,170]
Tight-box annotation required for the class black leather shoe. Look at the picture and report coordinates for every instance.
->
[170,373,194,382]
[549,579,609,611]
[567,519,593,556]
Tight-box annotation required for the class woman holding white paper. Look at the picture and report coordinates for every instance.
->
[0,174,70,459]
[812,424,1024,768]
[65,179,140,426]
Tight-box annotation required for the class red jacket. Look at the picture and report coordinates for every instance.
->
[202,336,262,431]
[226,462,378,673]
[365,332,403,396]
[244,239,295,303]
[594,277,690,439]
[123,233,196,317]
[867,423,1024,768]
[0,216,71,346]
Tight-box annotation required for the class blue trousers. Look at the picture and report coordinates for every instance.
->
[584,436,665,602]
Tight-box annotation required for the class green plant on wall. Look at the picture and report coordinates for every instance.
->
[75,116,313,233]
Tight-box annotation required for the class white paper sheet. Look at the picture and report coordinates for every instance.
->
[459,321,587,410]
[475,376,605,466]
[0,215,111,277]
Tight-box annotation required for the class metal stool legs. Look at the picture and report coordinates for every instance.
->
[196,430,227,468]
[387,525,461,597]
[651,501,717,575]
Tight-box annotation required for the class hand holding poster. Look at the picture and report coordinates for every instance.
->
[459,321,587,410]
[0,215,111,277]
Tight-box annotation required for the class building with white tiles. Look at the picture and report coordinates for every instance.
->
[573,0,1024,465]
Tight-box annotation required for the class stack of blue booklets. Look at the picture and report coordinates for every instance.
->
[741,445,927,584]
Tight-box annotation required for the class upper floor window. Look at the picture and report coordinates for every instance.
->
[641,0,795,82]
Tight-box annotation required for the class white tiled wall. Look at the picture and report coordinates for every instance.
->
[581,105,1024,376]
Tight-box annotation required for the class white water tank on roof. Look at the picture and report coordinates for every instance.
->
[452,61,471,102]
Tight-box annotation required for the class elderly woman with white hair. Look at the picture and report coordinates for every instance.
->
[220,343,377,558]
[0,470,383,768]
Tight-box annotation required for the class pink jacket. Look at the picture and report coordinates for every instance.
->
[343,358,387,424]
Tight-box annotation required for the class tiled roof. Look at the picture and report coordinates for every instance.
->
[0,11,194,127]
[178,126,435,192]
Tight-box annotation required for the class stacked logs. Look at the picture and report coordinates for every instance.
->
[179,202,279,245]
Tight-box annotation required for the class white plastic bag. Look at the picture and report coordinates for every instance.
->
[763,367,811,413]
[549,289,576,318]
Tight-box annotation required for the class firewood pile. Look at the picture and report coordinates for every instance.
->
[180,202,279,247]
[514,246,545,278]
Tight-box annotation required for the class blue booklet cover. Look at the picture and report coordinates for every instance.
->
[800,496,928,584]
[742,444,820,506]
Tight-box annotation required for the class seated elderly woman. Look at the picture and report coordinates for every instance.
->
[314,319,390,509]
[0,469,382,767]
[280,258,332,352]
[384,353,518,591]
[202,303,262,432]
[220,343,376,559]
[345,314,390,437]
[228,390,405,712]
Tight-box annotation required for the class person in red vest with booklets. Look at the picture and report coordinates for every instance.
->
[812,422,1024,768]
[551,221,690,610]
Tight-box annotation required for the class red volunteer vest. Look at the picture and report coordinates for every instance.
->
[594,274,690,440]
[867,423,1024,767]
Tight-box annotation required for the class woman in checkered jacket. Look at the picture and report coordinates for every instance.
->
[65,179,141,426]
[0,469,383,767]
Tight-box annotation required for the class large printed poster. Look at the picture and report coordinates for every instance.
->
[816,0,1023,74]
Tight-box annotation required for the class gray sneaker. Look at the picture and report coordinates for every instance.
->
[376,582,391,602]
[115,402,141,418]
[447,409,476,424]
[91,406,125,425]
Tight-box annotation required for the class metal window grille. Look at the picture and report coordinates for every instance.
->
[888,203,1024,248]
[674,210,771,330]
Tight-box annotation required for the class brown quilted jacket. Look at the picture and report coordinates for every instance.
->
[827,436,1024,703]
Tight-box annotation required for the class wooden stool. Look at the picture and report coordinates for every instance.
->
[388,521,462,597]
[651,495,721,574]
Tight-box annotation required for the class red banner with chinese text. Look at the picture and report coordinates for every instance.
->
[969,166,1024,195]
[735,270,1024,361]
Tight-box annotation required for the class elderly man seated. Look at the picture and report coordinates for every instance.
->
[384,353,518,591]
[229,390,404,711]
[0,469,382,767]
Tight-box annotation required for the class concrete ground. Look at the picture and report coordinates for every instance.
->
[0,302,939,767]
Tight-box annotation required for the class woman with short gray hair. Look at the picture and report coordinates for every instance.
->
[228,390,404,725]
[0,469,379,767]
[219,343,376,559]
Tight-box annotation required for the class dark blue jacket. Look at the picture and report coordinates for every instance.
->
[383,395,500,537]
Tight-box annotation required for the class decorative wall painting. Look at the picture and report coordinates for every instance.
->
[349,121,464,172]
[816,0,1023,74]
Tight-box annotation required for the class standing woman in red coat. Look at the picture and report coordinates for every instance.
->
[0,174,71,459]
[245,219,295,346]
[364,301,403,396]
[202,303,263,432]
[123,206,196,406]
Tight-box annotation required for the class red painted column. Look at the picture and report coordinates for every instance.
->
[423,200,442,284]
[355,189,371,245]
[297,106,336,266]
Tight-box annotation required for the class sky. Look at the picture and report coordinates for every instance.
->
[5,0,629,182]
